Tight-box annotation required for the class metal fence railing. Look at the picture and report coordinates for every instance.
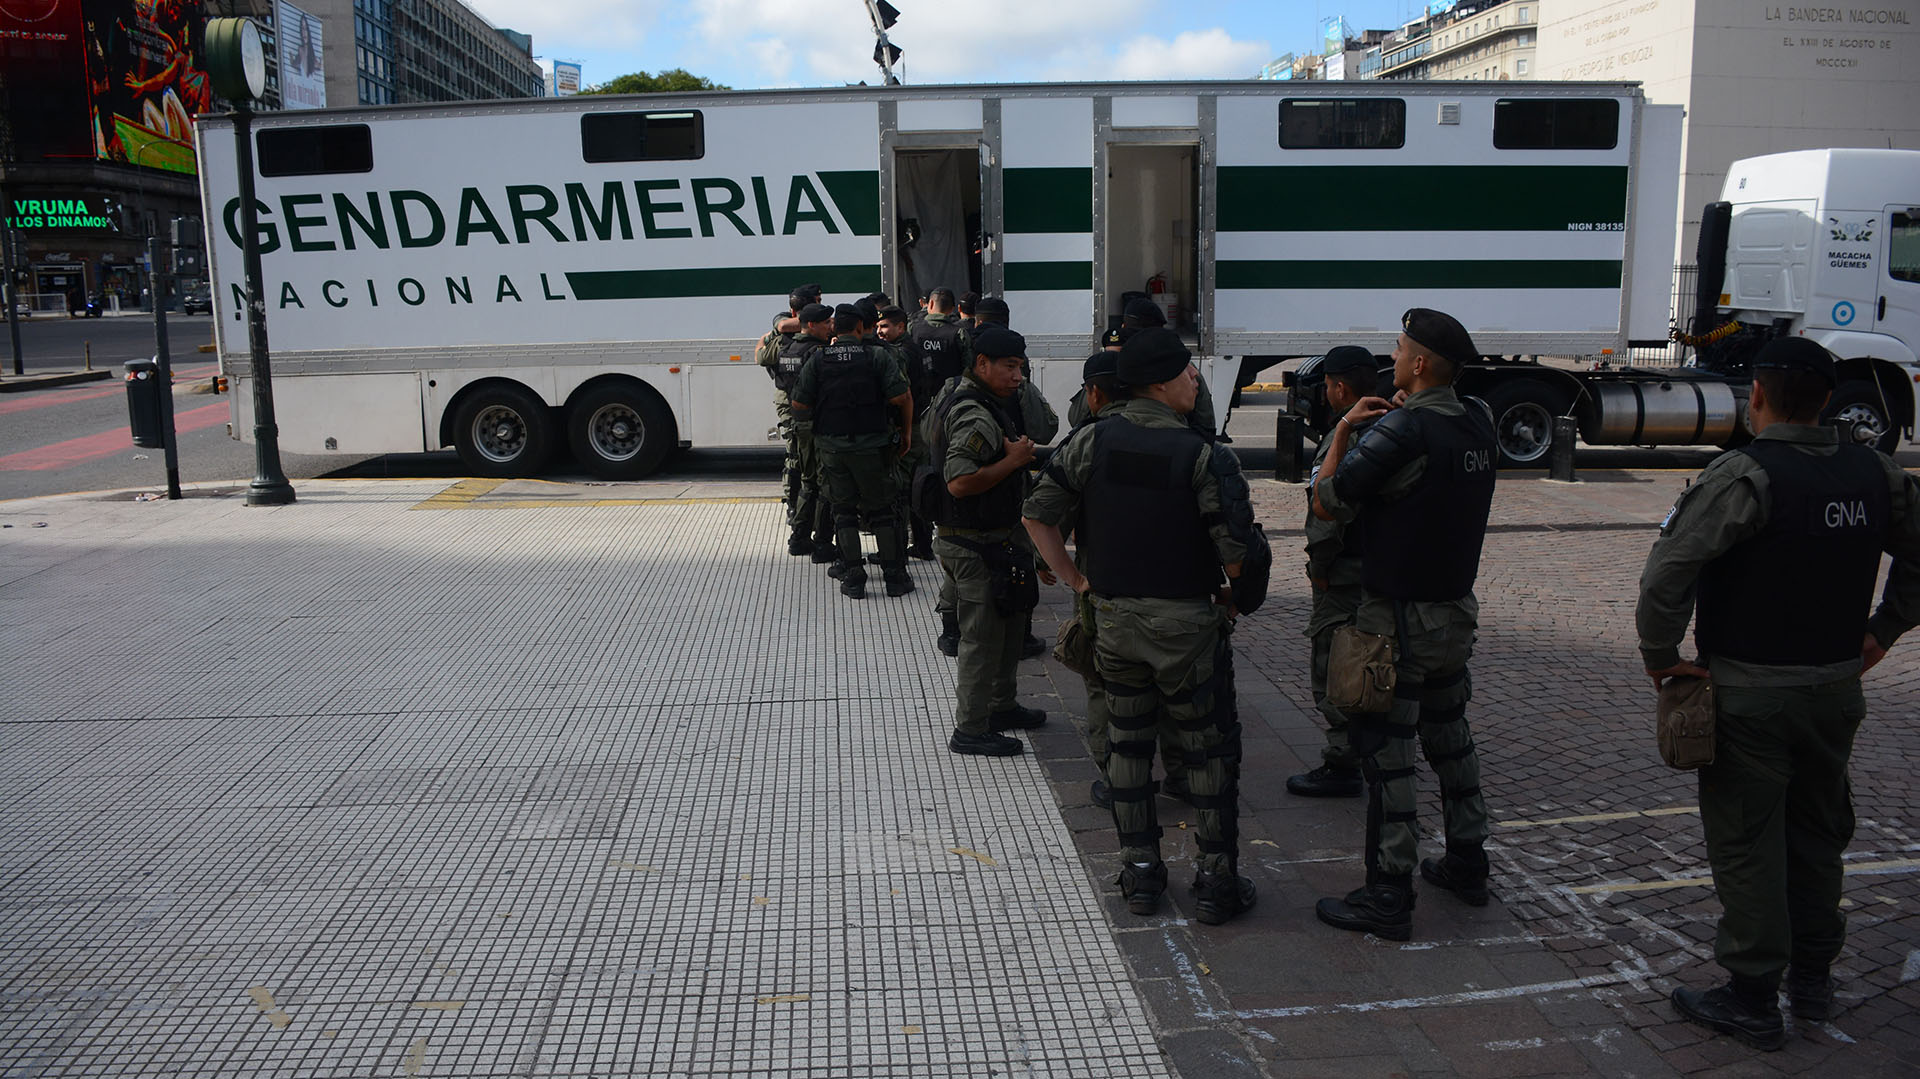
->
[1624,263,1698,368]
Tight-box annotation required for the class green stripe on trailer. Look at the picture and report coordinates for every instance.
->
[568,264,882,300]
[1005,261,1093,291]
[1217,259,1622,290]
[1217,166,1628,233]
[816,171,882,237]
[1004,168,1093,234]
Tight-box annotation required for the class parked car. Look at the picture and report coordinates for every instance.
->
[182,288,212,315]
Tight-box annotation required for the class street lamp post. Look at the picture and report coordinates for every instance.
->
[206,17,294,506]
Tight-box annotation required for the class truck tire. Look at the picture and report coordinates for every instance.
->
[1823,379,1900,455]
[452,384,554,477]
[1479,378,1572,468]
[567,381,675,480]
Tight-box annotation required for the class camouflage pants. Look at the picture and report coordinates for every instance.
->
[1347,595,1488,878]
[1093,595,1239,876]
[1077,591,1180,786]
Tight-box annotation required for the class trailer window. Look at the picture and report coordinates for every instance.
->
[581,111,705,163]
[1492,99,1618,150]
[1892,211,1920,284]
[257,125,374,177]
[1278,99,1405,150]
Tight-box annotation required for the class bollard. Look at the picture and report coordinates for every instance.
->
[1274,413,1304,483]
[1549,416,1577,482]
[84,341,92,371]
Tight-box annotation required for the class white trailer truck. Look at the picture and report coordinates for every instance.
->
[196,80,1689,476]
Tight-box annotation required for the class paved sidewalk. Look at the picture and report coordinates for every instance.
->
[1,468,1916,1077]
[0,480,1161,1077]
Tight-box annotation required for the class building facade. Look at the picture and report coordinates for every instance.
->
[1362,0,1540,81]
[1535,0,1920,258]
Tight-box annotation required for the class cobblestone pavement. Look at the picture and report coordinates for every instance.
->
[1,466,1915,1078]
[1028,466,1920,1077]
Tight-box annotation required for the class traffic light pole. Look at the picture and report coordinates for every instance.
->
[2,180,22,377]
[232,102,295,507]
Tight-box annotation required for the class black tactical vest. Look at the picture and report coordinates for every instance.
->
[1359,408,1497,602]
[909,320,968,412]
[1083,420,1222,599]
[774,334,818,392]
[1695,440,1890,666]
[810,342,888,437]
[944,389,1027,530]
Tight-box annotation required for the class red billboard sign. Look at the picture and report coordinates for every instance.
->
[0,0,94,163]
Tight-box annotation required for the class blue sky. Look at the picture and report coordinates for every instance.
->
[463,0,1437,91]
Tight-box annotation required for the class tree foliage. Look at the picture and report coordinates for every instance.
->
[581,69,730,95]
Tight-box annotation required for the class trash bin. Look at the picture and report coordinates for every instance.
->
[126,358,167,449]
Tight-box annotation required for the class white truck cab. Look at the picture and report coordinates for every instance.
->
[1713,149,1920,447]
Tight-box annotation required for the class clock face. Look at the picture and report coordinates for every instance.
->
[240,21,266,98]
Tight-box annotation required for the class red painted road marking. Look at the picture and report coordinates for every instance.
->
[0,400,229,471]
[0,365,219,417]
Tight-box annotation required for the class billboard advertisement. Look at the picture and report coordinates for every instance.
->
[84,0,211,175]
[1322,15,1350,56]
[1,0,93,163]
[277,0,323,108]
[553,60,580,95]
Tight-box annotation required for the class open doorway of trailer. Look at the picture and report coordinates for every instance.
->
[1105,143,1199,344]
[893,147,983,310]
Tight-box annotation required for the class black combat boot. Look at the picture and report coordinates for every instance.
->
[786,532,814,556]
[937,610,960,657]
[883,564,915,597]
[989,704,1046,731]
[1671,974,1786,1050]
[1316,874,1416,940]
[839,569,867,599]
[1117,860,1168,916]
[1090,778,1114,809]
[1286,763,1363,798]
[1786,963,1836,1022]
[949,729,1022,756]
[810,542,840,566]
[1192,869,1258,926]
[1419,843,1491,907]
[908,517,934,560]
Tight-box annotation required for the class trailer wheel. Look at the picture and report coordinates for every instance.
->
[1824,379,1900,455]
[452,384,554,477]
[567,382,675,480]
[1480,379,1572,467]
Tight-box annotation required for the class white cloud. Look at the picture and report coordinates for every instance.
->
[1110,28,1273,81]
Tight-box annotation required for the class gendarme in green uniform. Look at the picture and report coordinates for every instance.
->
[1636,340,1920,1048]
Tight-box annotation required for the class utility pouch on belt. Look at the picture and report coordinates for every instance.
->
[1656,674,1715,769]
[1053,612,1095,677]
[953,538,1041,616]
[1327,625,1396,713]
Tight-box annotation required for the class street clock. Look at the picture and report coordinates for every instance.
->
[206,18,267,103]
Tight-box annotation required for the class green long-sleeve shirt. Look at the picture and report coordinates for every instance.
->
[1636,422,1920,686]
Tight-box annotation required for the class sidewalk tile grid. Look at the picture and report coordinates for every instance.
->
[0,488,1170,1078]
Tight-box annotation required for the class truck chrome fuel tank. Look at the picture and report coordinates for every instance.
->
[1580,378,1741,445]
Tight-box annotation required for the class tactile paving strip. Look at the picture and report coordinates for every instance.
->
[0,485,1168,1077]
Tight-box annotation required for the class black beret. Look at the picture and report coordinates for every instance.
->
[834,303,861,322]
[1122,297,1167,327]
[1753,336,1837,386]
[1116,327,1191,386]
[1100,327,1124,348]
[1083,350,1118,381]
[853,297,880,325]
[794,283,824,303]
[972,325,1026,359]
[1401,308,1478,369]
[975,296,1011,324]
[1319,345,1377,378]
[797,302,834,324]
